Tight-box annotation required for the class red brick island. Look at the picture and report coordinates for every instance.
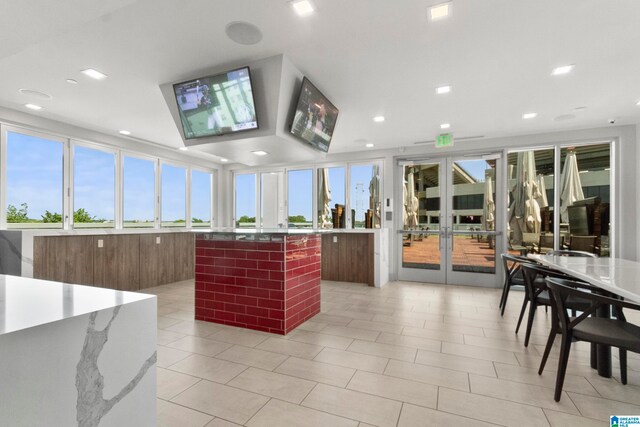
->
[194,232,321,334]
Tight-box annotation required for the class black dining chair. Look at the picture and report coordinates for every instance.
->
[518,263,591,347]
[545,250,597,258]
[543,277,640,401]
[499,254,535,316]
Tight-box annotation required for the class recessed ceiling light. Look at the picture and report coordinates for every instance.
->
[81,68,108,80]
[220,158,229,162]
[252,150,268,156]
[636,100,640,106]
[429,2,451,21]
[373,116,385,122]
[291,0,314,16]
[66,79,78,85]
[551,64,575,76]
[18,89,52,100]
[365,143,374,148]
[178,147,188,151]
[119,130,131,135]
[24,104,43,111]
[440,123,451,129]
[522,112,537,119]
[436,85,451,94]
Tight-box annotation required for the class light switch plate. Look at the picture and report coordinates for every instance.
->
[97,239,104,248]
[333,236,338,243]
[156,236,161,244]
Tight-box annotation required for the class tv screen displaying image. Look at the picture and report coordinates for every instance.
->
[290,77,339,152]
[173,66,258,139]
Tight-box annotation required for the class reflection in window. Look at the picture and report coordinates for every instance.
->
[560,144,611,257]
[73,145,115,228]
[6,131,63,229]
[288,169,312,228]
[191,170,212,227]
[318,167,345,228]
[349,164,380,228]
[123,156,155,228]
[161,164,186,227]
[507,149,555,252]
[235,173,256,227]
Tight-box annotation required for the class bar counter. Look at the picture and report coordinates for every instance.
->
[194,231,321,334]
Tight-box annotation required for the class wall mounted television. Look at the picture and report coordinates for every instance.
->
[289,77,339,152]
[173,66,258,139]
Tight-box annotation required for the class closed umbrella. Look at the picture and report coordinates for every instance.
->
[369,165,380,227]
[484,171,495,249]
[484,172,495,231]
[536,174,548,208]
[559,150,585,223]
[406,169,418,229]
[509,152,541,243]
[318,168,331,228]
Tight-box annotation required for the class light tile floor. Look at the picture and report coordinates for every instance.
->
[145,280,640,427]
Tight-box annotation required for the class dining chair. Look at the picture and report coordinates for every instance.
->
[569,235,600,255]
[518,263,590,347]
[545,249,597,258]
[499,253,535,316]
[543,277,640,401]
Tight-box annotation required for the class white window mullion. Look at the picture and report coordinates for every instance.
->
[0,125,7,229]
[186,168,192,228]
[115,150,123,229]
[63,139,71,230]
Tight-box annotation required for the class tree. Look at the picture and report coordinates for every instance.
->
[237,215,256,223]
[192,217,204,223]
[74,208,96,223]
[288,215,307,223]
[41,210,62,223]
[7,203,29,223]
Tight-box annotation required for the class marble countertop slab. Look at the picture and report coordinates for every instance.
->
[0,274,154,336]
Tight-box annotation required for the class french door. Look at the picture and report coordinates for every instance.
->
[398,154,503,286]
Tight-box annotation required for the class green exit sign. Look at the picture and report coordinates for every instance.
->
[435,133,454,148]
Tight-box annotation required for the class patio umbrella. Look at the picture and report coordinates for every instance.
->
[318,168,331,228]
[559,150,584,223]
[368,164,380,227]
[406,168,419,229]
[484,172,495,231]
[509,152,541,242]
[536,174,549,208]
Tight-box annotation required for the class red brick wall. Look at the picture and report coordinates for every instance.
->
[194,234,320,335]
[284,234,322,333]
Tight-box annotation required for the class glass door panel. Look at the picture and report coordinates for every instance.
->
[398,155,502,286]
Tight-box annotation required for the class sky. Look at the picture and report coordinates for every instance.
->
[7,132,211,223]
[234,165,375,223]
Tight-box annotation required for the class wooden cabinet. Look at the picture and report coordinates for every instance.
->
[139,234,174,289]
[93,235,140,291]
[34,235,94,285]
[173,232,195,281]
[33,232,195,291]
[321,233,374,286]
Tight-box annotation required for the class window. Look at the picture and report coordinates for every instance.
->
[349,164,381,228]
[235,173,256,227]
[318,166,345,228]
[6,131,63,228]
[161,164,186,227]
[287,169,312,228]
[560,143,611,257]
[73,145,115,228]
[123,156,156,228]
[191,170,212,227]
[507,148,555,250]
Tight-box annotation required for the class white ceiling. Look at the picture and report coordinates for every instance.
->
[1,0,640,165]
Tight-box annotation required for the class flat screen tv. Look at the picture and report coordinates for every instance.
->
[173,66,258,139]
[290,77,339,152]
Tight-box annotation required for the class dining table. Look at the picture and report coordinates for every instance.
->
[527,254,640,377]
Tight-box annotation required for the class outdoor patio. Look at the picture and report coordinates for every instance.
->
[402,234,496,272]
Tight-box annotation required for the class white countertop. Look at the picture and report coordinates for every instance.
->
[0,275,154,335]
[528,254,640,302]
